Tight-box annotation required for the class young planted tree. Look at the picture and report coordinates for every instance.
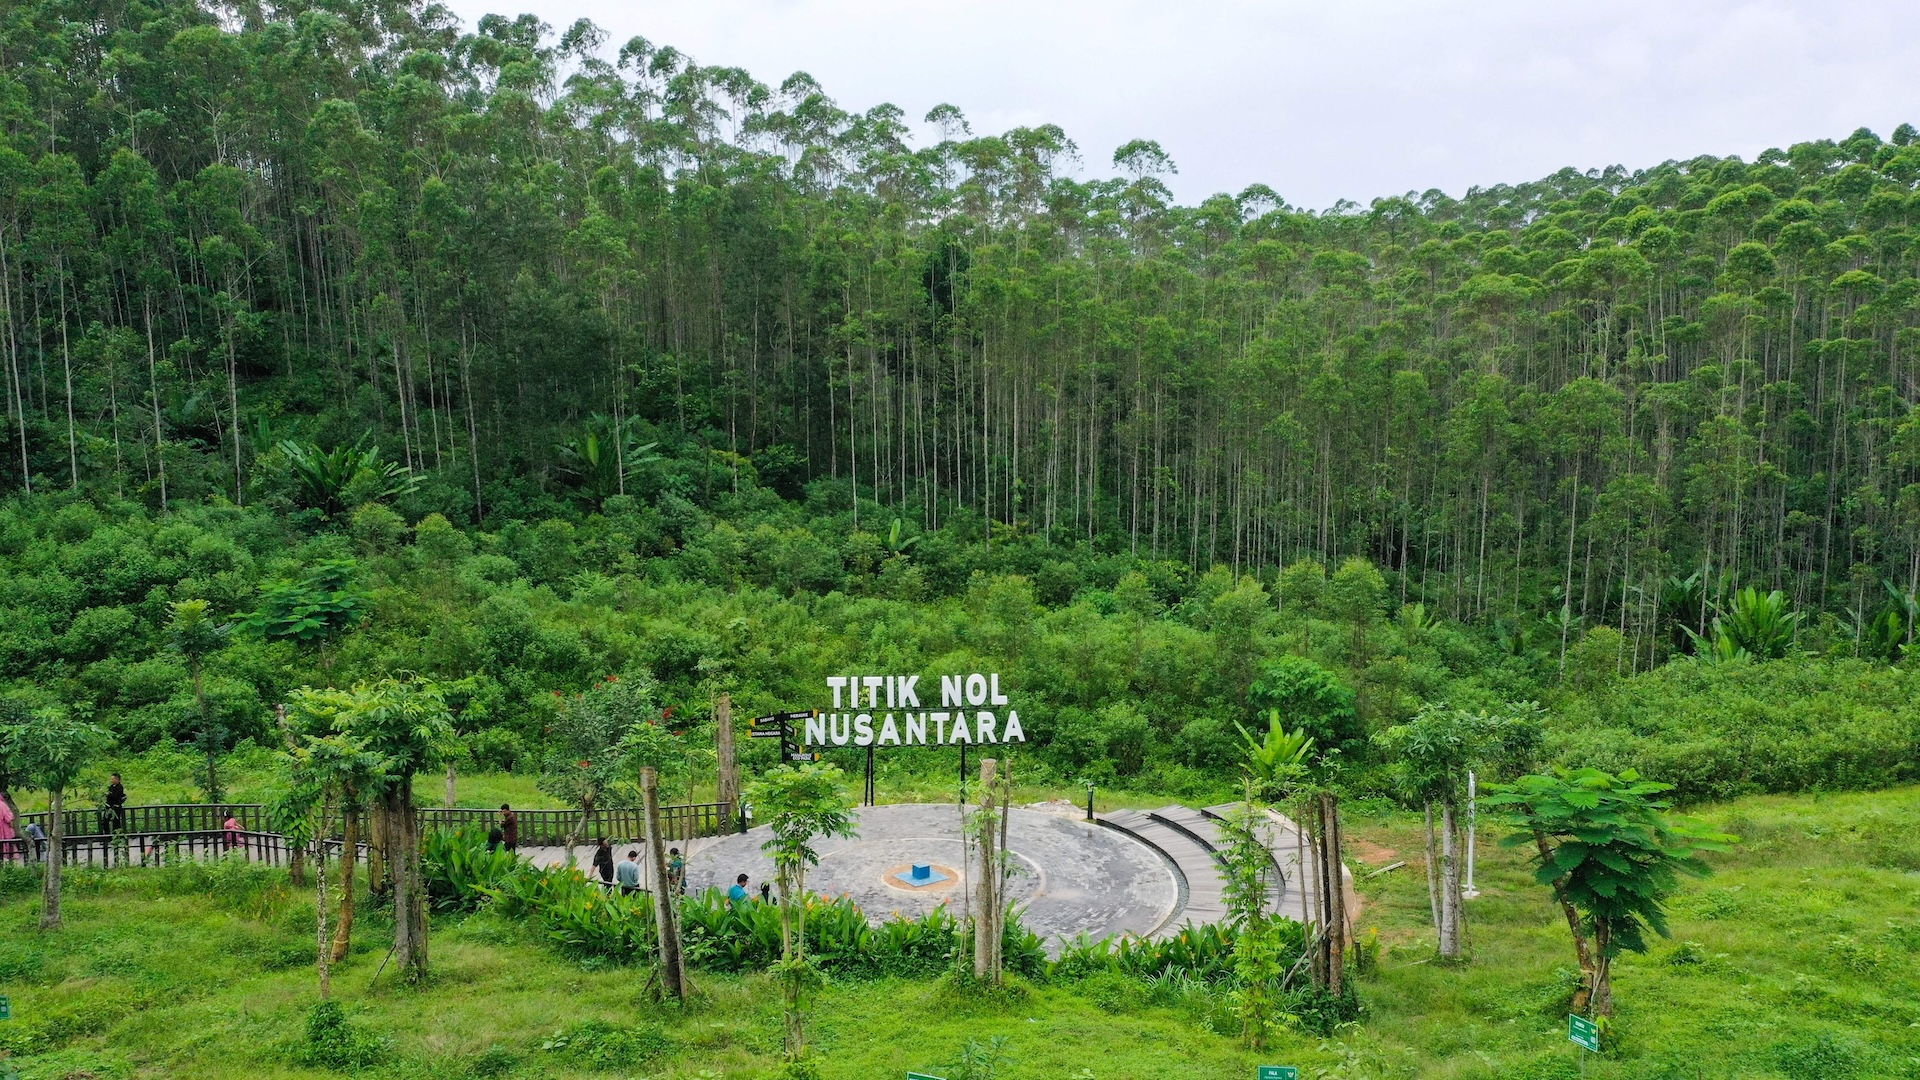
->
[167,599,232,801]
[272,732,390,999]
[1218,782,1286,1048]
[12,710,109,928]
[540,675,659,846]
[289,678,454,983]
[1484,768,1733,1016]
[967,758,1014,985]
[744,762,857,1061]
[1374,703,1541,960]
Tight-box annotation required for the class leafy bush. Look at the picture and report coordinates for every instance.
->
[536,1019,672,1069]
[421,827,524,912]
[1247,656,1362,755]
[1548,658,1920,803]
[1773,1032,1862,1079]
[293,1000,388,1071]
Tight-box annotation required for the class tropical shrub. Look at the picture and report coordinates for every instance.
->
[420,827,524,912]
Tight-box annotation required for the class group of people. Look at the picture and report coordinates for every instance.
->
[0,773,255,866]
[590,836,687,896]
[0,795,48,861]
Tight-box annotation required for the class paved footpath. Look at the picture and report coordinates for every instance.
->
[687,803,1179,948]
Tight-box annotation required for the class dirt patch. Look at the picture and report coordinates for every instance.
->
[1346,837,1399,865]
[1020,799,1087,818]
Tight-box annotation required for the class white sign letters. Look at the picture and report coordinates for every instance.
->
[812,672,1024,748]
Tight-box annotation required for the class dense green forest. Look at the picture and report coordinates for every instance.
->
[3,0,1920,798]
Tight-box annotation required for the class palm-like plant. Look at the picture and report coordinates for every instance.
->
[279,439,419,518]
[1715,587,1799,659]
[554,415,659,500]
[1234,709,1314,798]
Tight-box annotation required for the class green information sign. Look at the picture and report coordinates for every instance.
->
[0,994,11,1020]
[1568,1013,1599,1052]
[906,1073,946,1080]
[1257,1068,1299,1080]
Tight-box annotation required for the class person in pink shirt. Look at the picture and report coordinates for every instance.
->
[222,814,243,852]
[0,797,14,862]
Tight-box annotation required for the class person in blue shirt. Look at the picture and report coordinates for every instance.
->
[727,872,751,907]
[614,850,642,895]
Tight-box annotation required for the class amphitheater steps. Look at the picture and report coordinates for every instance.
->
[1098,806,1228,935]
[1097,803,1312,934]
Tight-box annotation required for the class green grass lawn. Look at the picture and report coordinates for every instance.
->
[3,786,1918,1079]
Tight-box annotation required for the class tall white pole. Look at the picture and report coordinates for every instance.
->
[1463,770,1480,899]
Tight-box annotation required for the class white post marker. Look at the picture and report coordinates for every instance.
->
[1462,770,1479,900]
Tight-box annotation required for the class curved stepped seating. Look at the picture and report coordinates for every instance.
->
[1098,803,1316,935]
[1097,806,1226,935]
[1200,803,1303,921]
[1158,805,1290,916]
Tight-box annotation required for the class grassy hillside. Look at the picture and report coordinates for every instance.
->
[4,786,1917,1079]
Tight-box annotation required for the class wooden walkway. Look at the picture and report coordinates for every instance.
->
[10,801,741,869]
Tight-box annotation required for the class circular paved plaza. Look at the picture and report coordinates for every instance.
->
[685,803,1178,944]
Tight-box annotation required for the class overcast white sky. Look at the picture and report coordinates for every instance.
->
[440,0,1920,210]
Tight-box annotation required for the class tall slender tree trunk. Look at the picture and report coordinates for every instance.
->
[1439,800,1462,960]
[1590,921,1614,1017]
[973,758,1001,984]
[1535,831,1596,1012]
[143,295,166,509]
[367,798,387,899]
[386,782,427,981]
[41,786,64,928]
[315,826,332,1000]
[330,801,358,963]
[1423,801,1440,932]
[641,767,685,1000]
[1322,792,1346,997]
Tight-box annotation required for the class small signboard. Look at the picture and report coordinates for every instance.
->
[906,1073,946,1080]
[787,752,820,762]
[1256,1068,1298,1080]
[0,994,11,1020]
[751,710,816,725]
[1568,1013,1599,1052]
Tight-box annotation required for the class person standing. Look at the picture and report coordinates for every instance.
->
[728,873,750,908]
[222,813,243,853]
[105,773,127,833]
[591,837,615,888]
[666,847,685,895]
[25,820,47,862]
[0,797,14,862]
[614,849,642,896]
[499,804,518,853]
